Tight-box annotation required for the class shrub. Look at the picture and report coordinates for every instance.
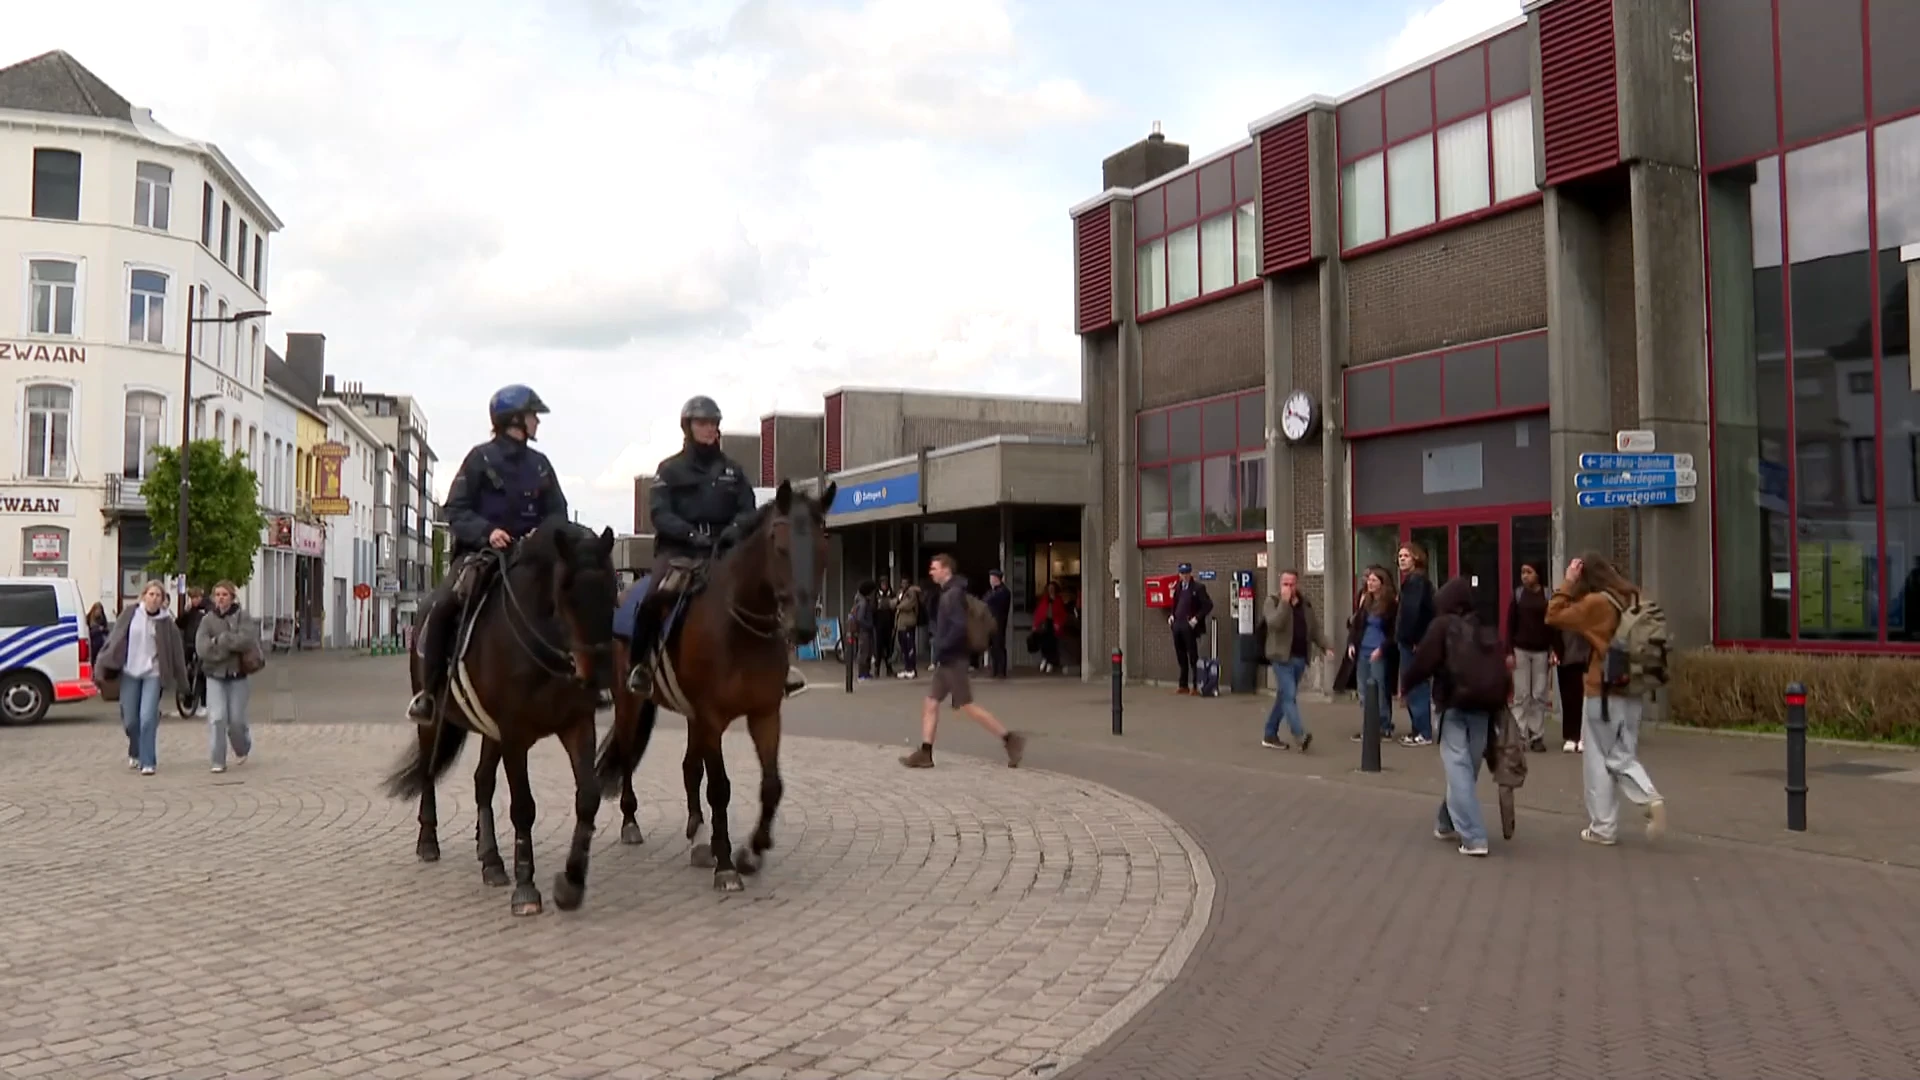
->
[1667,649,1920,744]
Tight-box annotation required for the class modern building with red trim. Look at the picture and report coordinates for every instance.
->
[1069,0,1920,684]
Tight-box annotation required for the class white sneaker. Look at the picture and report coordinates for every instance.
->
[1562,740,1578,753]
[210,765,225,774]
[1458,842,1489,857]
[127,758,139,771]
[140,766,155,776]
[233,754,247,767]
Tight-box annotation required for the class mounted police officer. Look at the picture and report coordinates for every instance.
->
[407,385,570,724]
[624,396,805,697]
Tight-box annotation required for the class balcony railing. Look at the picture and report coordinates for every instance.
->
[104,473,148,513]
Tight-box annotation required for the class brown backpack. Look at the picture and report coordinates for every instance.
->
[1443,615,1509,712]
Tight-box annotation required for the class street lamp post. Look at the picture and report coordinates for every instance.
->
[178,283,270,601]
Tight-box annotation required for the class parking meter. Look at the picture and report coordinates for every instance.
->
[1230,570,1258,694]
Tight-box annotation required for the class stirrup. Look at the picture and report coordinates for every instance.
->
[407,692,436,724]
[783,666,809,697]
[626,663,654,695]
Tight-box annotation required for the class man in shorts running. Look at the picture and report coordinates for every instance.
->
[899,552,1026,769]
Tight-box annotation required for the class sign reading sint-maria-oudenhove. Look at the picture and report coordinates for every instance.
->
[828,473,920,515]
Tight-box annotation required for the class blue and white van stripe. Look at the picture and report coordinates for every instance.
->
[0,616,79,670]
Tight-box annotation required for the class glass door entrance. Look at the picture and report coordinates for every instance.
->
[1352,508,1552,639]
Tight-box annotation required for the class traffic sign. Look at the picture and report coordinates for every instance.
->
[1575,467,1698,490]
[1576,487,1697,508]
[1615,429,1656,453]
[1578,452,1694,472]
[353,582,372,601]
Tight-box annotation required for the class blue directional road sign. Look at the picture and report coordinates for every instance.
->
[1576,487,1697,509]
[1575,468,1698,490]
[1578,452,1694,472]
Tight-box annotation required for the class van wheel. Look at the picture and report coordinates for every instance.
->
[0,672,52,725]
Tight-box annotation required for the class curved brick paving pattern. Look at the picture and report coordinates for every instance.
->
[0,721,1212,1079]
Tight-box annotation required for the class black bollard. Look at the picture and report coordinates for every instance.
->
[1111,650,1124,736]
[844,628,855,694]
[1360,676,1382,773]
[1785,681,1807,831]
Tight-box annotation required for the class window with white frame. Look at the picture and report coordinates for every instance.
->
[193,284,209,359]
[24,385,73,480]
[214,409,225,449]
[31,149,81,221]
[194,401,206,438]
[231,417,241,452]
[249,325,261,384]
[124,391,166,479]
[216,298,229,371]
[128,269,168,345]
[248,427,259,491]
[1335,30,1538,252]
[28,259,79,336]
[22,525,69,578]
[1133,144,1261,316]
[134,162,172,230]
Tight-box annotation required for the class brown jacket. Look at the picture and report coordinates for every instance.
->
[1544,588,1625,698]
[1261,594,1330,662]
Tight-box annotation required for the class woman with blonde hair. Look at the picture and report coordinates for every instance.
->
[196,579,264,773]
[96,581,188,775]
[1343,565,1399,743]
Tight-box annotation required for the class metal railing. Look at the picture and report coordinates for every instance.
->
[104,473,148,512]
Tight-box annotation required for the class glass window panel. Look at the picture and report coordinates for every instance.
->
[1237,451,1267,533]
[1871,0,1920,120]
[1497,334,1550,407]
[1383,73,1433,144]
[1201,398,1236,454]
[1169,462,1202,537]
[1138,411,1169,464]
[1165,174,1198,229]
[1876,114,1920,251]
[1136,187,1165,237]
[1235,203,1258,282]
[1338,92,1384,158]
[1199,214,1234,295]
[1778,0,1864,147]
[1167,225,1200,305]
[1139,468,1170,541]
[1345,365,1393,433]
[1879,248,1919,639]
[1434,47,1487,123]
[1169,406,1202,457]
[1341,153,1387,249]
[1393,355,1444,428]
[1786,132,1870,263]
[1237,391,1265,450]
[1202,455,1235,534]
[1233,149,1257,205]
[1490,98,1536,203]
[1486,28,1530,101]
[1697,0,1779,166]
[1387,135,1436,235]
[1136,240,1165,315]
[1436,114,1491,220]
[1198,158,1234,216]
[1442,345,1498,416]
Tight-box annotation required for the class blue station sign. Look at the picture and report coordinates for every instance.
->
[1576,487,1698,509]
[1578,452,1694,472]
[1575,468,1698,491]
[828,472,921,515]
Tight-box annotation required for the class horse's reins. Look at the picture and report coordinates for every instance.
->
[490,546,599,682]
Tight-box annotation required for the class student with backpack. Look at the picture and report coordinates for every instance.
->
[1399,576,1512,857]
[1546,553,1669,846]
[898,553,1027,770]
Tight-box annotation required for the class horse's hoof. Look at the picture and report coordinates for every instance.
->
[552,873,585,912]
[714,870,745,892]
[481,863,510,888]
[619,821,645,846]
[690,843,716,869]
[510,886,543,917]
[684,817,703,841]
[416,841,441,863]
[734,845,760,876]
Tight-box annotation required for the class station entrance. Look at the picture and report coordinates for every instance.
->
[1352,504,1552,637]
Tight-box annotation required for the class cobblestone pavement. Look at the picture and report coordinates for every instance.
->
[0,691,1210,1079]
[15,655,1920,1079]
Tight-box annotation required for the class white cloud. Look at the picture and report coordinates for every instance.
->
[1376,0,1525,76]
[7,0,1096,532]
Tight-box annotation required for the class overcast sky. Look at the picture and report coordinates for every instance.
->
[11,0,1522,531]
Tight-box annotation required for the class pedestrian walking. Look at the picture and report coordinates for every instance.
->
[1546,554,1668,846]
[1394,543,1437,746]
[1343,566,1399,743]
[1259,569,1335,751]
[196,580,265,774]
[893,580,923,678]
[96,580,188,776]
[1506,562,1554,752]
[1555,628,1587,752]
[1400,577,1511,857]
[899,554,1026,770]
[850,581,877,680]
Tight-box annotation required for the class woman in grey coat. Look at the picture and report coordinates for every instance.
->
[97,580,189,775]
[195,579,264,773]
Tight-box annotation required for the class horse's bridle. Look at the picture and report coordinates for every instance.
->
[489,546,605,685]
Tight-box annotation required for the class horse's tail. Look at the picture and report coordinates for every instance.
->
[595,699,659,799]
[382,719,468,800]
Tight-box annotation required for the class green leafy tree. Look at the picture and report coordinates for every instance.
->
[141,439,268,588]
[432,523,448,586]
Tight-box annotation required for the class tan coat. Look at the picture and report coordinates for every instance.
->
[1261,595,1331,662]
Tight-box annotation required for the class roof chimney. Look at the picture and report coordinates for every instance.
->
[1102,124,1188,191]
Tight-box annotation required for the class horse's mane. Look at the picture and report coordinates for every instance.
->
[509,518,597,570]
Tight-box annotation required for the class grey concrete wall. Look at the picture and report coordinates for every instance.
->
[1545,189,1619,570]
[770,415,824,484]
[1614,0,1699,171]
[836,389,1083,472]
[1307,107,1351,615]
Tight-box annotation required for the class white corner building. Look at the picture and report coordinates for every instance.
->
[0,50,282,612]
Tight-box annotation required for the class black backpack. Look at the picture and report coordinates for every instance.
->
[1444,615,1509,712]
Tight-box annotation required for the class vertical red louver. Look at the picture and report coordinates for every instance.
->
[824,393,843,474]
[1258,115,1313,274]
[1538,0,1620,187]
[1073,207,1115,334]
[759,416,775,486]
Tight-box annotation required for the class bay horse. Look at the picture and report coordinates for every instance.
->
[382,520,619,917]
[594,479,835,891]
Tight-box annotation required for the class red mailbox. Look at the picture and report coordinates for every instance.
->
[1144,574,1180,609]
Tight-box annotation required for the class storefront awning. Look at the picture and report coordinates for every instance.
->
[820,435,1095,527]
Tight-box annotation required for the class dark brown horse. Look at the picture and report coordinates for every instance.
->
[594,479,835,891]
[383,521,619,916]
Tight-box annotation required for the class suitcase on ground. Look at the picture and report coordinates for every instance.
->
[1194,658,1220,698]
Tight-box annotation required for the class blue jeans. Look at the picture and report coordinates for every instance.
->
[1264,658,1308,741]
[119,673,163,769]
[206,676,254,768]
[1399,643,1433,740]
[1435,708,1491,847]
[1358,652,1393,737]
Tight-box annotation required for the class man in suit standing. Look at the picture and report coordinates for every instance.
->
[1168,562,1213,695]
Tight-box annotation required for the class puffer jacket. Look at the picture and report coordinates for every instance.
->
[196,603,264,680]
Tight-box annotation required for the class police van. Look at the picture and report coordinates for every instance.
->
[0,576,98,724]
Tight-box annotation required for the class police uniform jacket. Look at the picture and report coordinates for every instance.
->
[650,442,758,560]
[444,435,570,557]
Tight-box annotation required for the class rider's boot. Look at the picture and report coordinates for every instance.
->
[408,600,452,724]
[784,665,808,696]
[625,603,660,697]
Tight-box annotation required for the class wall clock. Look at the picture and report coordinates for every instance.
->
[1280,390,1318,443]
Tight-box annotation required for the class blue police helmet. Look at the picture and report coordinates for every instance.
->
[489,385,550,429]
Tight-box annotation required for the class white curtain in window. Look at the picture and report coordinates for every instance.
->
[1341,154,1387,249]
[1199,214,1234,295]
[1491,97,1537,203]
[1235,203,1259,282]
[1436,114,1491,220]
[1136,240,1165,315]
[26,385,73,480]
[1388,135,1436,235]
[1138,468,1170,540]
[1167,225,1200,306]
[124,391,166,478]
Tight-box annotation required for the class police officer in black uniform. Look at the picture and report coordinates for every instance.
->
[407,384,570,723]
[625,395,804,696]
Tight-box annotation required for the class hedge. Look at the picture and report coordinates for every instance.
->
[1666,649,1920,744]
